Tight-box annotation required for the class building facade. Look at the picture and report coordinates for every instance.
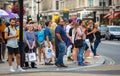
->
[38,0,119,24]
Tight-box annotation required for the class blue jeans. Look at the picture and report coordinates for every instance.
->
[55,42,66,65]
[78,40,86,65]
[93,39,100,56]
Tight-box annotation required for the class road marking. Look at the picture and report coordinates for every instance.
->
[101,41,120,46]
[102,56,115,65]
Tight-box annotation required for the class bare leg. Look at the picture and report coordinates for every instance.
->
[84,50,90,63]
[8,54,14,66]
[38,47,41,62]
[16,54,21,66]
[72,47,78,62]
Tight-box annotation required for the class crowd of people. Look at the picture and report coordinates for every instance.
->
[0,16,102,72]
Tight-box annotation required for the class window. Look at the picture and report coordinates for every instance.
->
[109,0,112,5]
[56,1,59,10]
[88,0,93,7]
[99,0,106,6]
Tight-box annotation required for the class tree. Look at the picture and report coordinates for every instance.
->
[12,2,25,15]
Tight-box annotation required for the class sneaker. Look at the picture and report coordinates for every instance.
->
[55,63,62,67]
[45,62,53,65]
[17,67,26,72]
[60,64,68,68]
[78,63,87,66]
[95,54,100,56]
[73,61,78,64]
[9,68,15,72]
[0,60,4,63]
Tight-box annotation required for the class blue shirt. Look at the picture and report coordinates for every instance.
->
[25,31,36,47]
[45,27,52,42]
[36,30,45,43]
[55,25,67,44]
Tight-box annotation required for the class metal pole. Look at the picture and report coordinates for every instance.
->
[37,0,40,24]
[18,0,23,66]
[112,0,115,26]
[103,0,105,24]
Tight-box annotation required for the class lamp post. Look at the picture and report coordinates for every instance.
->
[93,11,96,23]
[112,5,115,26]
[102,0,105,24]
[36,0,43,24]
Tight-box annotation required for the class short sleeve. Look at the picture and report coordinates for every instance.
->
[66,26,71,33]
[4,27,8,33]
[55,26,61,34]
[45,29,49,36]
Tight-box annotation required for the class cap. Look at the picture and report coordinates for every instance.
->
[76,18,82,24]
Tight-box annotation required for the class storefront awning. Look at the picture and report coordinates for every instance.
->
[103,12,112,19]
[108,11,120,20]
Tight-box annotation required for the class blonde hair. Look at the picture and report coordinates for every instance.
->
[74,23,79,30]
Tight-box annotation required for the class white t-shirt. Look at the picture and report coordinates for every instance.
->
[4,26,18,48]
[66,25,72,33]
[72,29,75,44]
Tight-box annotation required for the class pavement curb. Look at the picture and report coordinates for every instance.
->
[0,55,105,75]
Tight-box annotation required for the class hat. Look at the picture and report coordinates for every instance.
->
[76,18,82,23]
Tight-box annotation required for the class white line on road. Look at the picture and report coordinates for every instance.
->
[101,41,120,46]
[102,56,115,65]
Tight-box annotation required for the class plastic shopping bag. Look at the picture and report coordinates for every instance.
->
[45,47,55,59]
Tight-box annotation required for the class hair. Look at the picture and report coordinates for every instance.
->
[56,17,64,24]
[74,23,79,30]
[68,19,73,23]
[10,18,15,22]
[45,21,50,27]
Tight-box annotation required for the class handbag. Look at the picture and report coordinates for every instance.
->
[25,50,37,62]
[74,28,83,48]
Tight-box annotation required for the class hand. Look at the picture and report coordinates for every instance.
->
[14,34,18,38]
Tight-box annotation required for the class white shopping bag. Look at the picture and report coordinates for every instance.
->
[26,52,37,62]
[45,47,55,58]
[44,41,55,58]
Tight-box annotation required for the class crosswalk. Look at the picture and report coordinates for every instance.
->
[101,40,120,46]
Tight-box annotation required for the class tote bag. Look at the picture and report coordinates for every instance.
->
[25,51,37,62]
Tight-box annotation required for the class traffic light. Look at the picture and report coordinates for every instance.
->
[40,14,42,20]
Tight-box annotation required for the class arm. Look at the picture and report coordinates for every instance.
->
[25,32,31,49]
[0,36,5,43]
[56,33,64,42]
[46,35,50,48]
[4,32,18,40]
[87,28,97,35]
[66,33,72,42]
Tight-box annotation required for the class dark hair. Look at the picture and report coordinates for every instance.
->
[10,18,15,22]
[68,19,73,23]
[45,21,50,27]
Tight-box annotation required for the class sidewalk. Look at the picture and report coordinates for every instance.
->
[0,54,105,75]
